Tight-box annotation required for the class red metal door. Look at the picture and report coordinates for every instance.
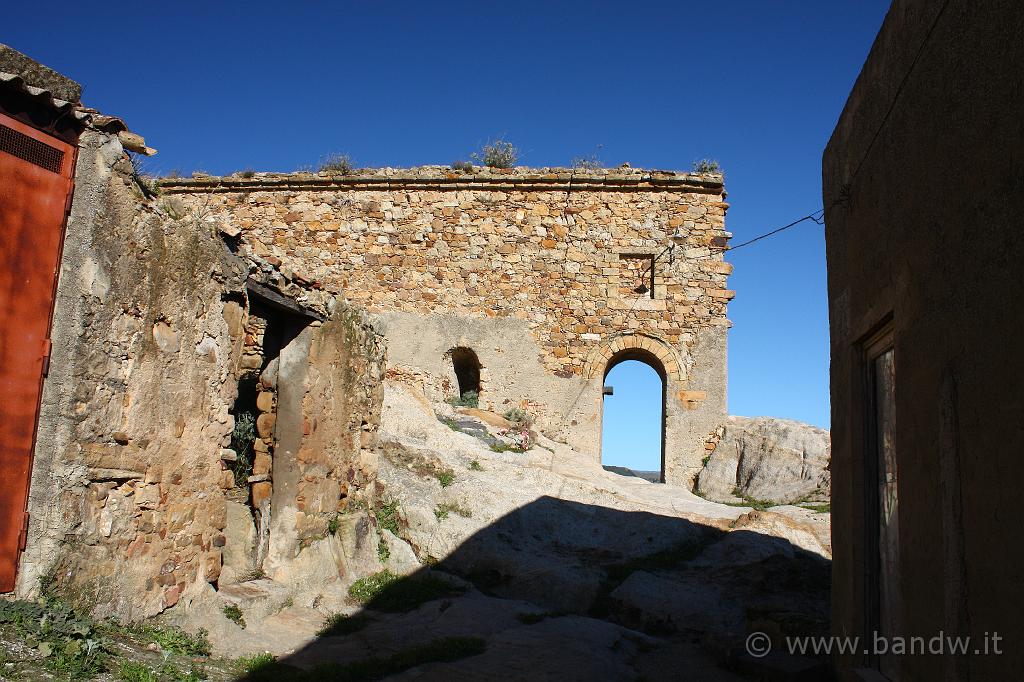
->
[0,112,75,592]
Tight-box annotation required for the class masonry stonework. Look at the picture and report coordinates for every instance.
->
[19,125,387,618]
[162,167,733,485]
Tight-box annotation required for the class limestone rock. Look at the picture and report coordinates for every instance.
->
[696,416,830,504]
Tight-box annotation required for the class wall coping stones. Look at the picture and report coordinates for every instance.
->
[157,166,725,195]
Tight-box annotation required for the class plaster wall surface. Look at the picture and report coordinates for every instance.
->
[823,1,1024,678]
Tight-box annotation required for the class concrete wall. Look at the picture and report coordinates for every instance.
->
[823,1,1024,679]
[163,168,733,483]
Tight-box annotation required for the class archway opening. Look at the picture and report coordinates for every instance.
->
[601,350,666,483]
[449,347,482,404]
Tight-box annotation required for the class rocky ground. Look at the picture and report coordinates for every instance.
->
[165,382,832,681]
[1,382,832,681]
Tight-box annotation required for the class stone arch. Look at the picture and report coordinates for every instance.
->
[600,342,670,483]
[584,333,683,382]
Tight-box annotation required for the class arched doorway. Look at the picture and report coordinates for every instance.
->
[601,348,666,483]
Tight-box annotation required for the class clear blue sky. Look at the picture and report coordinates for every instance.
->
[7,1,890,469]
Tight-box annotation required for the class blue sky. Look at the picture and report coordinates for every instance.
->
[6,1,890,470]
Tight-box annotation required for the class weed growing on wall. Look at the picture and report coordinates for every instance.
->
[472,139,518,169]
[692,158,722,174]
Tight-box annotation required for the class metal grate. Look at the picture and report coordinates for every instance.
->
[0,123,64,174]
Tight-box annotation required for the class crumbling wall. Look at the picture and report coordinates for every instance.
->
[161,168,733,483]
[20,128,386,620]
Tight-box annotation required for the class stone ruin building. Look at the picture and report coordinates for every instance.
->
[0,43,732,618]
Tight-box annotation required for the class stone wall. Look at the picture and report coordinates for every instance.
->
[20,127,385,619]
[161,167,733,484]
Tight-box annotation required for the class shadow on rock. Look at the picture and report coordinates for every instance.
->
[239,496,831,681]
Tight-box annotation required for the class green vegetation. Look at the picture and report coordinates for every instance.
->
[318,153,354,174]
[468,459,484,471]
[230,411,257,482]
[318,613,372,638]
[440,417,463,432]
[800,502,831,514]
[502,407,532,427]
[348,571,400,604]
[348,571,463,613]
[435,468,455,488]
[434,502,472,521]
[724,488,778,511]
[117,660,159,682]
[692,158,722,174]
[448,390,479,408]
[374,499,401,535]
[234,652,285,681]
[472,138,518,169]
[120,622,211,657]
[377,536,391,563]
[223,604,246,629]
[0,595,106,678]
[451,160,474,172]
[328,514,341,535]
[0,584,214,681]
[117,658,205,682]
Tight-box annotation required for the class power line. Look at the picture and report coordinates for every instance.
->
[714,208,824,256]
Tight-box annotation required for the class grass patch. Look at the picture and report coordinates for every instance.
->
[377,534,391,563]
[349,571,464,613]
[435,468,455,488]
[125,623,212,656]
[0,596,108,677]
[117,660,158,682]
[318,613,372,637]
[374,499,401,535]
[440,417,462,432]
[328,514,341,535]
[349,571,399,604]
[434,502,472,521]
[800,503,831,514]
[234,652,305,681]
[468,460,483,471]
[448,390,479,408]
[223,603,246,629]
[724,488,778,511]
[310,636,486,681]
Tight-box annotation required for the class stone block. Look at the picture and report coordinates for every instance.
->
[256,391,274,413]
[252,482,273,508]
[256,413,277,438]
[252,453,272,476]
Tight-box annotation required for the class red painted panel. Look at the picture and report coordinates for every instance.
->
[0,112,75,592]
